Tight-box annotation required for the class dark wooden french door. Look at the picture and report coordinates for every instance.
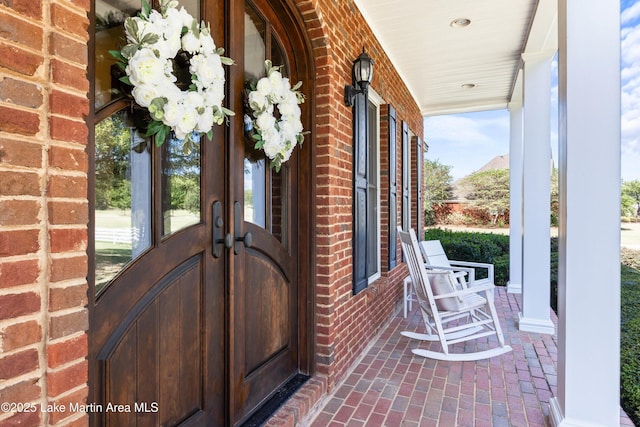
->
[89,0,312,425]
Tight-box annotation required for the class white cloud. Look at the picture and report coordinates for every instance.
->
[424,111,510,179]
[425,114,506,147]
[621,1,640,25]
[621,16,640,180]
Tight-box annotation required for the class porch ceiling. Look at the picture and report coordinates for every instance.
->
[354,0,558,116]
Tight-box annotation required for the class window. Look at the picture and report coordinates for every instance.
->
[402,125,413,232]
[366,91,382,283]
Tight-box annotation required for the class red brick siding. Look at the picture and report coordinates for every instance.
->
[0,0,89,425]
[269,1,422,424]
[295,0,422,398]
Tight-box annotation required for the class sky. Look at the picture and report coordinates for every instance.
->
[424,1,640,182]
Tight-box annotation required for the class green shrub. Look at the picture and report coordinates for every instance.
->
[494,254,510,287]
[424,228,509,285]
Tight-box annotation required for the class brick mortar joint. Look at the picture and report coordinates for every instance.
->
[46,354,87,374]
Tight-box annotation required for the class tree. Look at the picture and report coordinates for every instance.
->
[622,180,640,217]
[423,159,453,225]
[458,169,510,225]
[95,111,132,210]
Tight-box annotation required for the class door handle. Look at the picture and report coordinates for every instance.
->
[212,201,228,258]
[233,201,252,254]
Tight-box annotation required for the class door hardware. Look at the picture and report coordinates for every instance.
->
[234,201,252,254]
[212,201,225,258]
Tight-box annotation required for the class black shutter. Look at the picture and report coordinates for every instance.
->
[388,106,397,270]
[416,136,424,239]
[353,91,368,294]
[402,122,410,231]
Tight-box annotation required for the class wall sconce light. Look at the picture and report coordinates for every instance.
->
[344,48,374,106]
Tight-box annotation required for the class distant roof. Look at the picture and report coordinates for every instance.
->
[477,154,510,173]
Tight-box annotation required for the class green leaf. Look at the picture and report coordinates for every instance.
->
[140,33,159,45]
[292,81,302,91]
[109,50,125,62]
[125,18,139,42]
[221,107,235,117]
[220,56,235,66]
[206,130,213,140]
[155,125,170,146]
[191,20,200,38]
[141,0,151,19]
[121,44,139,60]
[119,76,132,86]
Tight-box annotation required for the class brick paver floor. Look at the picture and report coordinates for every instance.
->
[307,287,634,427]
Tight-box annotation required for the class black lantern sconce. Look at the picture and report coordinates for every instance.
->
[344,48,374,106]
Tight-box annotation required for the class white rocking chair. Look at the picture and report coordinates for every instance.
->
[398,228,512,361]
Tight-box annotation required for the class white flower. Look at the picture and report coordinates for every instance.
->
[127,48,166,86]
[278,120,296,145]
[278,101,295,117]
[185,91,205,110]
[262,127,282,159]
[176,108,199,137]
[204,84,225,109]
[256,77,272,97]
[269,71,285,98]
[132,84,160,108]
[281,144,295,162]
[181,31,200,54]
[248,91,267,111]
[199,31,216,54]
[191,54,223,87]
[256,112,276,131]
[196,107,214,132]
[177,7,194,28]
[162,99,182,127]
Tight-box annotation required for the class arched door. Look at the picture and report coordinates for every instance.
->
[227,0,312,423]
[89,0,312,425]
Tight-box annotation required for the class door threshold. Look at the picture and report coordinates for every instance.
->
[240,374,310,427]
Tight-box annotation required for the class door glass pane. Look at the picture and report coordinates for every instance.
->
[245,3,266,80]
[95,109,152,293]
[162,135,202,236]
[243,1,289,246]
[94,0,140,109]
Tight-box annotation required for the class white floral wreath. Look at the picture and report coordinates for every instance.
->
[111,0,234,148]
[244,60,306,172]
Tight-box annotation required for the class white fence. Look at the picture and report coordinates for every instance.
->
[95,227,140,245]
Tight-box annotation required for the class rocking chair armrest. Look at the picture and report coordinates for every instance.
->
[425,264,473,277]
[449,260,494,282]
[432,282,495,300]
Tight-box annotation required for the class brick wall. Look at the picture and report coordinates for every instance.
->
[297,0,423,390]
[0,1,90,426]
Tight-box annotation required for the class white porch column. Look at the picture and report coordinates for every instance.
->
[518,52,555,334]
[549,0,621,426]
[507,81,523,294]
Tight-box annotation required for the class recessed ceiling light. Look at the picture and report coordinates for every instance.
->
[450,18,471,28]
[461,83,476,89]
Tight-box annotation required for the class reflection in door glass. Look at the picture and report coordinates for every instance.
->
[94,0,140,109]
[162,135,201,236]
[244,158,266,228]
[95,110,152,292]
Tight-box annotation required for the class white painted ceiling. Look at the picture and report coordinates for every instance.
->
[353,0,558,116]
